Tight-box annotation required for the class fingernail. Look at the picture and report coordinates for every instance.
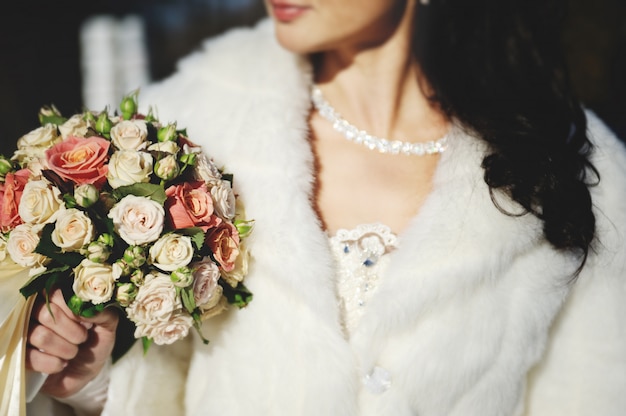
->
[39,348,45,353]
[62,361,68,368]
[80,322,94,330]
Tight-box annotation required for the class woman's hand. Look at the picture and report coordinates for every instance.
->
[26,287,119,398]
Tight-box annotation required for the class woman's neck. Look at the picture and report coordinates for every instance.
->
[311,14,446,145]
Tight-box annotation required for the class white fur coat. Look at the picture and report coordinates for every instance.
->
[90,19,626,416]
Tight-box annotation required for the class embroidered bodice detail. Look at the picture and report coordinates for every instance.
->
[328,223,398,338]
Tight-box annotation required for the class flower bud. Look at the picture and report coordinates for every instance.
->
[171,266,193,287]
[0,156,13,177]
[74,184,99,208]
[115,282,138,307]
[97,233,115,247]
[119,94,138,120]
[113,259,132,277]
[154,154,180,181]
[157,123,178,142]
[95,111,113,136]
[38,104,66,126]
[130,268,145,285]
[83,111,97,124]
[234,219,255,239]
[81,240,111,263]
[123,245,147,269]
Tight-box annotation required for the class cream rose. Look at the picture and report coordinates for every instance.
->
[59,114,94,139]
[110,119,148,151]
[183,143,222,184]
[149,233,194,272]
[108,195,164,245]
[107,150,153,188]
[12,124,60,166]
[126,272,180,326]
[199,295,228,321]
[136,311,194,345]
[51,208,95,252]
[18,180,64,225]
[211,179,236,220]
[7,223,50,268]
[72,259,121,304]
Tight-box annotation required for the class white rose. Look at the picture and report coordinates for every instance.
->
[211,179,236,220]
[136,311,193,345]
[107,150,153,189]
[12,124,60,163]
[7,223,50,268]
[19,180,64,225]
[59,114,94,139]
[110,119,148,151]
[183,144,222,184]
[149,233,194,272]
[191,257,221,308]
[108,195,164,245]
[72,259,121,304]
[126,272,180,326]
[147,141,179,154]
[51,208,95,252]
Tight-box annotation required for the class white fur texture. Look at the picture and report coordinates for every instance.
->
[100,19,626,416]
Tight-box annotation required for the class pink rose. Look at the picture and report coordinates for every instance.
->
[205,221,240,272]
[165,181,220,231]
[190,257,221,308]
[45,136,110,187]
[0,169,30,231]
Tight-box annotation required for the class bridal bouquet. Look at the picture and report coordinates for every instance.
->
[0,91,253,349]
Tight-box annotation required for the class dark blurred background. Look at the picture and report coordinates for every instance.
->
[0,0,624,158]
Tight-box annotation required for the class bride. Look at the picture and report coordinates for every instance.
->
[24,0,626,415]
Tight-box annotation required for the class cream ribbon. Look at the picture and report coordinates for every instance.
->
[0,260,36,416]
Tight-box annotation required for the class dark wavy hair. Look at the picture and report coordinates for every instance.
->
[414,0,599,274]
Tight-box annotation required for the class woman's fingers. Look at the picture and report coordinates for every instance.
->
[30,290,90,346]
[25,344,67,374]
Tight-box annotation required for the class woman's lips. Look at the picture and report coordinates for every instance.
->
[270,2,309,22]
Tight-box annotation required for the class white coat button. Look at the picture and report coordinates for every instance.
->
[362,366,392,394]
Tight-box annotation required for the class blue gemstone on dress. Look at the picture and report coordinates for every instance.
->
[343,245,350,253]
[363,258,374,267]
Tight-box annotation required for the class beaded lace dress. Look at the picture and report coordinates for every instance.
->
[328,223,398,338]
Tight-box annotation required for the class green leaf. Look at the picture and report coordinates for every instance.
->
[34,223,84,268]
[176,227,205,250]
[220,281,253,308]
[19,266,69,298]
[142,336,153,355]
[112,183,167,205]
[180,287,197,314]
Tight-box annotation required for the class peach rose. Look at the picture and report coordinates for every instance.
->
[0,169,30,231]
[45,136,110,187]
[205,221,240,272]
[165,181,220,231]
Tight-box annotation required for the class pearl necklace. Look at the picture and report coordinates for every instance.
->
[311,86,448,156]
